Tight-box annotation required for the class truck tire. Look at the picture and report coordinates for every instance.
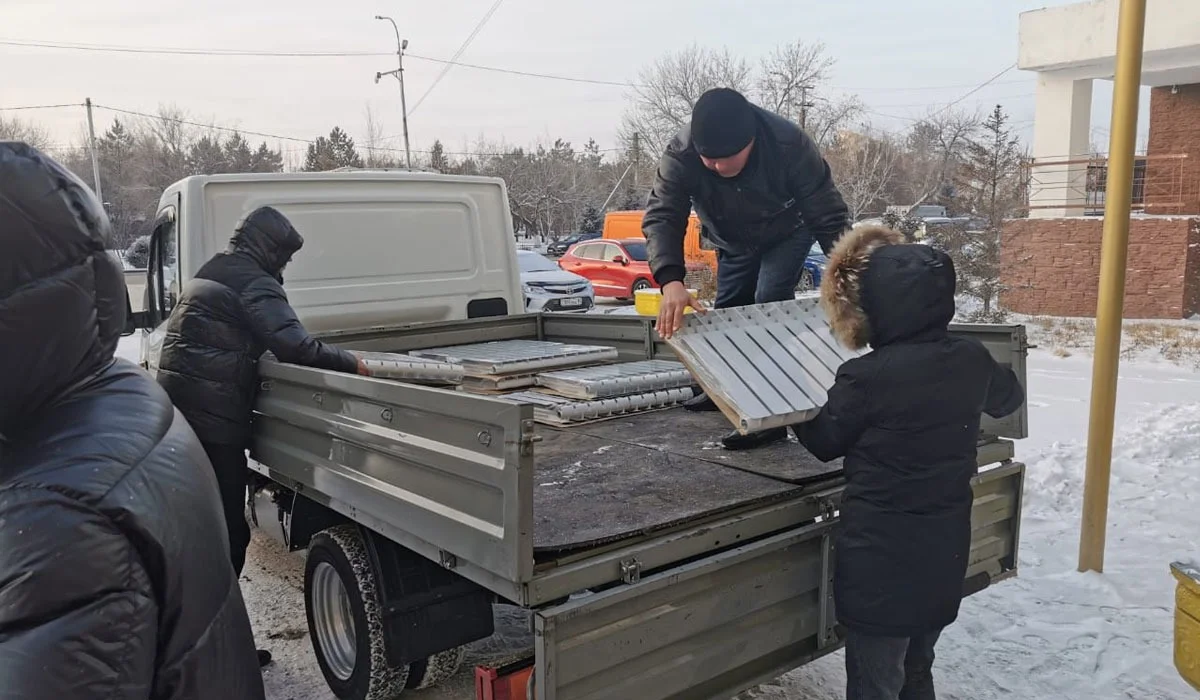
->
[305,525,411,700]
[405,646,467,690]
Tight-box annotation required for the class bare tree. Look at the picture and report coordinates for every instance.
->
[756,40,834,125]
[0,115,51,149]
[897,108,980,211]
[805,94,866,151]
[620,45,753,154]
[361,105,397,168]
[827,130,901,221]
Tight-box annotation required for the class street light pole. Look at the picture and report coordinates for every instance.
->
[374,15,412,170]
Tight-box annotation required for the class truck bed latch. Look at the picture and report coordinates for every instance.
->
[620,558,642,585]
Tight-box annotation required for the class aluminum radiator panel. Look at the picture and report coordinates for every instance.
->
[507,387,694,426]
[351,351,465,385]
[535,360,693,399]
[411,339,618,377]
[666,298,864,434]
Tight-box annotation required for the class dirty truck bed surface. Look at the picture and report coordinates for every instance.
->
[533,407,842,553]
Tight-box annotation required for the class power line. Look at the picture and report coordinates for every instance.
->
[1,37,1032,95]
[0,102,82,112]
[408,0,506,117]
[0,37,636,88]
[927,63,1018,119]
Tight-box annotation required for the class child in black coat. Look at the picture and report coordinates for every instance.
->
[793,226,1024,700]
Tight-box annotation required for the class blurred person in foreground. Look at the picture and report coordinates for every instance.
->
[0,142,265,699]
[156,205,367,663]
[793,225,1025,700]
[642,87,850,450]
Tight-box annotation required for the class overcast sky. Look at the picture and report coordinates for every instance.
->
[3,0,1148,161]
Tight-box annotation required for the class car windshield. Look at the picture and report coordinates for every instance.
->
[622,242,648,261]
[518,252,560,273]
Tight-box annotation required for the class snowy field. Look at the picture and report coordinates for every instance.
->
[115,324,1200,699]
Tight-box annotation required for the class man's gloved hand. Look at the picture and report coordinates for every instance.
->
[656,281,705,340]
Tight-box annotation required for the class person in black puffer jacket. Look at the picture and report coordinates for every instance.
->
[643,87,850,450]
[0,142,265,699]
[793,226,1024,700]
[158,206,364,581]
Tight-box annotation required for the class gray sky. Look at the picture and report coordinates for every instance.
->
[3,0,1145,160]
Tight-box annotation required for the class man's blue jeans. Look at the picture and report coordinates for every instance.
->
[713,232,814,309]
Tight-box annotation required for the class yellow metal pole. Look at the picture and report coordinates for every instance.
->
[1078,0,1147,574]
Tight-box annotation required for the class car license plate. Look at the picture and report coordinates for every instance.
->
[560,297,584,307]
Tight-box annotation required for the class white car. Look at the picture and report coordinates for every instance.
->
[518,250,595,313]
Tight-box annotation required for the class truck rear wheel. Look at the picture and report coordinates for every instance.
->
[305,525,411,700]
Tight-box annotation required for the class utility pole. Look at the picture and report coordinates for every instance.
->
[374,15,412,169]
[631,132,640,193]
[798,85,815,131]
[85,98,103,201]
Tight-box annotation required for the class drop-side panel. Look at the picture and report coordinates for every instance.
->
[252,360,534,590]
[533,462,1026,700]
[534,522,839,700]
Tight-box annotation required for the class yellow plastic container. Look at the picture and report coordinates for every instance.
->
[634,288,698,317]
[1172,561,1200,691]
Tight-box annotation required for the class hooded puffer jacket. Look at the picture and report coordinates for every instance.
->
[793,226,1025,637]
[157,206,358,446]
[0,142,264,699]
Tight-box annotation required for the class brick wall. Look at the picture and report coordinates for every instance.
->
[1001,217,1200,319]
[1144,84,1200,215]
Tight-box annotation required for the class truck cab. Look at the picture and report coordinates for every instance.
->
[133,171,523,369]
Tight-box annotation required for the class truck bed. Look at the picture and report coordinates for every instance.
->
[252,312,1028,608]
[533,408,841,553]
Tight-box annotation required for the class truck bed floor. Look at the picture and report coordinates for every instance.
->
[532,408,842,553]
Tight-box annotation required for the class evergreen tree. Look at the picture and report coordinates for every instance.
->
[187,135,228,174]
[304,127,364,171]
[250,142,284,173]
[930,105,1026,322]
[579,204,604,233]
[223,133,254,172]
[428,140,450,172]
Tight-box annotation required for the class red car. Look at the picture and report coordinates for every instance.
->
[558,238,705,299]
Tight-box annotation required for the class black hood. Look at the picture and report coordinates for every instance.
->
[821,225,955,350]
[227,206,304,279]
[860,243,956,347]
[0,141,126,435]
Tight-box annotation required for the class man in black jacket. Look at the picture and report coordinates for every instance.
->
[0,142,265,699]
[644,87,850,449]
[795,226,1025,700]
[157,206,365,657]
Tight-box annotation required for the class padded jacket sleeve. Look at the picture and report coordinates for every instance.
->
[241,276,358,373]
[793,358,873,462]
[984,358,1025,419]
[643,150,696,287]
[787,133,850,254]
[0,488,158,699]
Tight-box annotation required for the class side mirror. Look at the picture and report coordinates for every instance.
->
[612,255,627,266]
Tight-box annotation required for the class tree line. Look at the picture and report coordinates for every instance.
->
[2,40,1027,320]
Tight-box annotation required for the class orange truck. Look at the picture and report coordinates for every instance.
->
[601,210,718,273]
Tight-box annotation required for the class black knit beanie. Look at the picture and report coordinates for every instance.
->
[690,88,756,159]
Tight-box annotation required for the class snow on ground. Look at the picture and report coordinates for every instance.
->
[114,327,1200,699]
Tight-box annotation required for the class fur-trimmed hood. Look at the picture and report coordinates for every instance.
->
[820,225,956,350]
